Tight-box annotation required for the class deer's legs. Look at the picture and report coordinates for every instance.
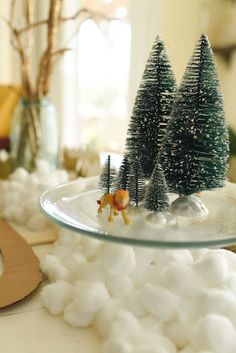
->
[108,206,114,223]
[98,205,103,214]
[121,210,130,225]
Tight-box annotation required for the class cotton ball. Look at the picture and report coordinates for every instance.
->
[139,316,162,334]
[202,288,236,315]
[133,345,169,353]
[24,173,40,190]
[124,292,147,318]
[191,249,210,261]
[194,253,229,286]
[74,280,110,313]
[133,332,177,353]
[3,190,21,205]
[35,159,51,177]
[68,261,106,282]
[102,337,133,353]
[27,213,49,231]
[162,263,204,297]
[111,310,141,340]
[50,244,79,261]
[3,206,17,221]
[95,298,121,338]
[42,174,60,188]
[23,196,40,217]
[11,207,28,224]
[80,237,101,259]
[41,281,73,315]
[41,254,68,282]
[155,249,193,268]
[100,243,136,276]
[0,180,9,192]
[64,253,86,271]
[164,321,189,349]
[225,272,236,294]
[142,264,164,286]
[131,264,149,287]
[139,283,180,322]
[178,348,195,353]
[132,248,157,285]
[106,275,134,299]
[133,348,165,353]
[57,228,81,248]
[191,313,236,353]
[207,249,236,271]
[55,169,68,183]
[7,180,25,192]
[64,302,94,327]
[9,167,29,182]
[134,248,157,267]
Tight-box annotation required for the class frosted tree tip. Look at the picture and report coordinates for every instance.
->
[200,33,209,45]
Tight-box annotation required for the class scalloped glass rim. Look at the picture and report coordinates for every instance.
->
[39,177,236,249]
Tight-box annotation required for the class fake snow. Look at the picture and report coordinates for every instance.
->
[41,229,236,353]
[171,195,209,217]
[0,160,69,230]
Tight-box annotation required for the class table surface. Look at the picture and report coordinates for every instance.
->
[0,243,102,353]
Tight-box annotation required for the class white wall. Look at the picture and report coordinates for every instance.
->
[128,0,204,112]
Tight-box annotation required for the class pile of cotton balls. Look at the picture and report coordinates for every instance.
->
[0,160,68,230]
[41,228,236,353]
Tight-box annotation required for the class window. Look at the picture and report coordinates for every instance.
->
[76,0,131,152]
[78,15,130,150]
[60,0,131,151]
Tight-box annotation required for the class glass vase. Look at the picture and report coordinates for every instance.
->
[10,97,59,171]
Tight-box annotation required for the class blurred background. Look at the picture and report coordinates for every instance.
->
[1,0,236,179]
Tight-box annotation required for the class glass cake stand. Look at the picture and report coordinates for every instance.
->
[39,177,236,249]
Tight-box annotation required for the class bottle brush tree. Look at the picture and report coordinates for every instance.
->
[159,34,229,196]
[115,155,130,190]
[127,158,146,207]
[125,36,176,179]
[144,163,169,213]
[98,155,117,194]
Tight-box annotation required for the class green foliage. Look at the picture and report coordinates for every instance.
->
[98,155,117,194]
[126,36,176,179]
[159,34,229,195]
[115,155,130,190]
[144,163,169,213]
[127,158,146,207]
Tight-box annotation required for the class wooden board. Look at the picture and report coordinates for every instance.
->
[9,222,58,246]
[0,219,42,308]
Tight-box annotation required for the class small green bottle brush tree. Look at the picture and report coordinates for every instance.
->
[98,155,117,194]
[144,163,169,214]
[115,155,130,191]
[127,158,146,208]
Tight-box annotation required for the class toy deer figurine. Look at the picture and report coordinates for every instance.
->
[97,189,130,225]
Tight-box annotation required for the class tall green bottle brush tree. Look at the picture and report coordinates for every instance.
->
[159,34,229,216]
[126,36,177,179]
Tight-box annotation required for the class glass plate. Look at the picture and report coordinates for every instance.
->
[39,177,236,249]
